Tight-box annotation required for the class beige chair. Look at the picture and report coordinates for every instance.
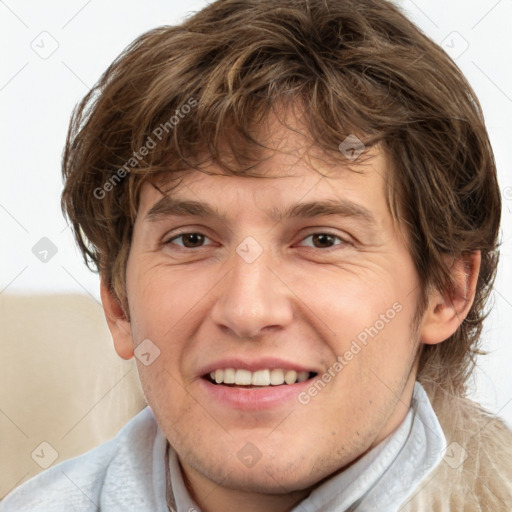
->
[0,293,146,499]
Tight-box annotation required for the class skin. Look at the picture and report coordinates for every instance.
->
[102,110,480,512]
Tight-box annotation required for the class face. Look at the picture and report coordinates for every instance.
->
[113,114,425,498]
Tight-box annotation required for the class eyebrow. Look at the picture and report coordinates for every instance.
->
[145,197,375,224]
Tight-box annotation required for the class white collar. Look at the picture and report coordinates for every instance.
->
[166,381,446,512]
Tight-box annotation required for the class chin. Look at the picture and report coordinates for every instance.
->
[186,444,346,495]
[206,461,318,494]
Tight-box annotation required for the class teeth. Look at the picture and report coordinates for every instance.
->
[252,369,270,386]
[284,370,297,384]
[235,369,252,385]
[223,368,235,384]
[296,371,309,382]
[208,368,311,386]
[270,369,285,385]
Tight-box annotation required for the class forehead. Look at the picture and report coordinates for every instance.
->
[136,155,391,244]
[156,100,386,184]
[137,108,391,224]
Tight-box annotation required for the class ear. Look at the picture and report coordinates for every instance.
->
[420,251,481,345]
[100,278,134,360]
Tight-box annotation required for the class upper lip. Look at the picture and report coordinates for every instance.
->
[197,357,320,378]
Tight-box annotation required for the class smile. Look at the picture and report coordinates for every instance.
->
[199,365,320,410]
[207,368,316,386]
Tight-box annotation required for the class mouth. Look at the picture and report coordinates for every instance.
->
[197,359,321,409]
[203,368,318,388]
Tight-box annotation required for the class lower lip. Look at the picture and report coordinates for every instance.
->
[199,377,313,410]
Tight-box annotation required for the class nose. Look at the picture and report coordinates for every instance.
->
[210,246,293,340]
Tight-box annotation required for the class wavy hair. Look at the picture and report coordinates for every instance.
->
[61,0,501,396]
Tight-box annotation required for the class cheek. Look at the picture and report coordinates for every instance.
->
[296,262,412,337]
[127,264,205,341]
[298,262,419,397]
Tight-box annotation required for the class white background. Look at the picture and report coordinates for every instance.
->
[1,0,511,426]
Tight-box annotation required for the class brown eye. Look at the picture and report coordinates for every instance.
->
[166,233,210,248]
[311,234,336,248]
[299,233,345,249]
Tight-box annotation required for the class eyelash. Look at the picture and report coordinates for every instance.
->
[163,231,349,251]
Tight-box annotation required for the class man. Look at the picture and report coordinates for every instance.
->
[3,0,511,510]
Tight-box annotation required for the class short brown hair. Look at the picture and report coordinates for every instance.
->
[61,0,501,395]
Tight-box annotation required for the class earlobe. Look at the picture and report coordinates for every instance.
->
[100,278,134,360]
[420,251,481,346]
